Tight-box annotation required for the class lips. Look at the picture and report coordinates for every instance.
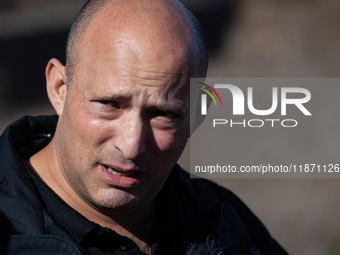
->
[100,164,143,188]
[105,166,136,177]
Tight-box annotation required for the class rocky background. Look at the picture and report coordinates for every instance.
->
[1,0,340,254]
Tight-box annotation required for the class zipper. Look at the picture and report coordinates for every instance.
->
[211,236,252,255]
[184,243,196,255]
[184,236,252,255]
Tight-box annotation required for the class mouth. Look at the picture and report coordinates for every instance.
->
[100,164,144,188]
[105,166,136,177]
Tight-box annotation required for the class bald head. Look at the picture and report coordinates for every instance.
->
[65,0,208,84]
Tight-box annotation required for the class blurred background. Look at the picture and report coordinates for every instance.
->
[1,0,340,254]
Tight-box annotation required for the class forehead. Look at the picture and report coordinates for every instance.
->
[76,58,190,106]
[76,27,192,96]
[79,1,196,69]
[72,1,195,100]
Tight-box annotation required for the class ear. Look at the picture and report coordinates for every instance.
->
[46,58,68,116]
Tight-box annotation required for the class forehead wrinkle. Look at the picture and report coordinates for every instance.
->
[113,55,190,88]
[120,70,187,87]
[159,74,189,102]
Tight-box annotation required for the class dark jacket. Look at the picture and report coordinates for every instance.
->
[0,115,288,255]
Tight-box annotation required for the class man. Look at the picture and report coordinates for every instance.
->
[0,0,287,254]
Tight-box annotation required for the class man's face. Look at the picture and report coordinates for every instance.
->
[55,17,194,215]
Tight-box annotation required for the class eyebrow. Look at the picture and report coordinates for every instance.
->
[156,103,187,117]
[91,91,187,116]
[94,93,132,101]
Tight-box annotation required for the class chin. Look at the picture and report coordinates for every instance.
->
[91,189,142,214]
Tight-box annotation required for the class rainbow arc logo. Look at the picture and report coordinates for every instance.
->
[198,82,223,115]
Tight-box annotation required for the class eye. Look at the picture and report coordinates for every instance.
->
[149,108,185,130]
[153,109,177,119]
[97,100,120,109]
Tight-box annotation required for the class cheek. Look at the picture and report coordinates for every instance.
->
[70,117,98,147]
[72,108,113,147]
[153,129,188,154]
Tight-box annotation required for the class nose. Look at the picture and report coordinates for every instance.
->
[114,111,147,160]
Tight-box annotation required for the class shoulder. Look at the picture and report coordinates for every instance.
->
[167,164,250,212]
[0,115,58,235]
[166,164,288,254]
